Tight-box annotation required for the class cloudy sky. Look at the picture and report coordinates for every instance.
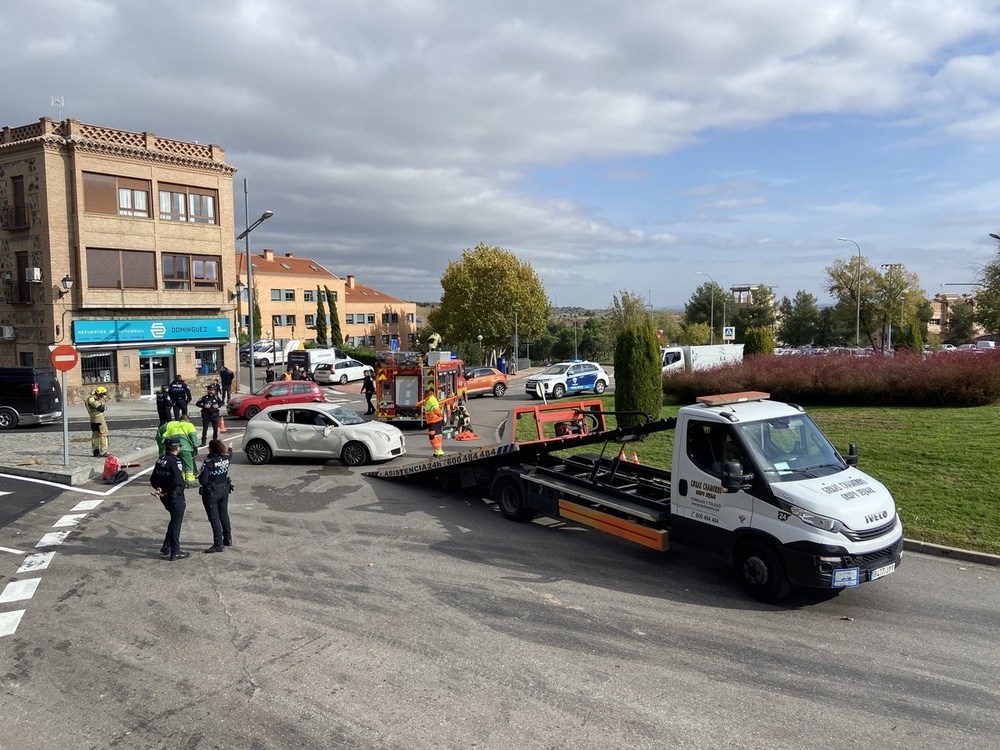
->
[7,0,1000,309]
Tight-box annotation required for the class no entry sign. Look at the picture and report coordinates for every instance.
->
[50,345,80,372]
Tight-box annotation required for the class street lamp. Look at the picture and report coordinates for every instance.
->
[838,238,863,347]
[513,308,519,374]
[236,208,273,389]
[696,271,715,345]
[58,274,73,299]
[990,233,1000,242]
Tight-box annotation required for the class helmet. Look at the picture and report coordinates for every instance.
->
[94,386,109,397]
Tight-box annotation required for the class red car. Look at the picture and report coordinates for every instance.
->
[463,367,508,398]
[227,380,326,419]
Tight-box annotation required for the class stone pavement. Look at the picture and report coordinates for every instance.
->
[0,397,217,485]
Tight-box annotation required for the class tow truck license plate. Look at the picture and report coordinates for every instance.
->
[870,563,896,581]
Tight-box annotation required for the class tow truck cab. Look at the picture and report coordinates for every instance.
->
[671,392,903,600]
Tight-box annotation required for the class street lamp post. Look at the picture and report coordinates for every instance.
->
[838,238,863,347]
[477,334,483,365]
[513,308,519,374]
[236,207,274,390]
[234,278,245,391]
[696,271,716,345]
[881,263,902,352]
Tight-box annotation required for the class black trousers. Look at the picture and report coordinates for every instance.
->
[172,399,188,420]
[203,492,232,547]
[364,392,375,414]
[157,407,172,426]
[201,412,220,443]
[159,493,186,554]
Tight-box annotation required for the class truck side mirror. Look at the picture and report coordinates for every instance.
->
[844,442,858,467]
[721,460,753,492]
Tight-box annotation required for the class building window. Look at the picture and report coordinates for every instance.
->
[407,333,416,344]
[382,313,399,324]
[158,183,218,224]
[345,314,354,324]
[271,289,281,301]
[272,315,282,327]
[381,335,391,345]
[303,290,315,302]
[305,314,315,326]
[81,351,117,386]
[284,289,295,302]
[327,290,337,302]
[162,253,220,291]
[367,314,376,324]
[87,248,157,289]
[195,346,223,374]
[407,313,416,323]
[366,335,376,346]
[84,173,151,218]
[285,315,296,327]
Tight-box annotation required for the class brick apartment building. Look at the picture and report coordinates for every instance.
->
[0,117,238,402]
[235,250,417,350]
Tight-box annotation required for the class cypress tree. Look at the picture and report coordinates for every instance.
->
[314,286,328,345]
[613,321,662,430]
[326,286,344,346]
[743,326,775,356]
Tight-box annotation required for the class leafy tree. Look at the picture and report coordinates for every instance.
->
[777,291,820,346]
[729,284,776,343]
[743,326,775,356]
[826,258,923,349]
[976,243,1000,335]
[428,243,549,357]
[252,281,262,340]
[947,297,977,343]
[897,323,923,352]
[652,310,683,346]
[678,322,711,345]
[314,286,328,345]
[683,282,726,342]
[326,286,343,346]
[612,294,662,429]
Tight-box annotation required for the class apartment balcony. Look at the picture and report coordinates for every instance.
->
[0,205,30,230]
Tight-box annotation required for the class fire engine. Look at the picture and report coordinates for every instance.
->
[374,350,468,426]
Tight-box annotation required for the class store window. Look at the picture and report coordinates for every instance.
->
[195,346,223,375]
[81,351,117,385]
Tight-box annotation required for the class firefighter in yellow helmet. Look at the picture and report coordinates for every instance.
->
[85,386,110,457]
[422,382,445,457]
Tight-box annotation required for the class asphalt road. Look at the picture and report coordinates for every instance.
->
[1,387,998,749]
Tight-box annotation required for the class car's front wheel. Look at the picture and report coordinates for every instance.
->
[551,384,566,399]
[244,405,261,419]
[341,441,370,466]
[735,541,792,603]
[245,439,273,465]
[492,382,506,397]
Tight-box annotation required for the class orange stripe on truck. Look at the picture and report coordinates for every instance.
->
[558,500,668,552]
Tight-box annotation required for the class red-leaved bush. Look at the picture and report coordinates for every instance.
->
[661,351,1000,406]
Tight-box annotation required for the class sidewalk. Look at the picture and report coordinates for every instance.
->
[0,397,195,485]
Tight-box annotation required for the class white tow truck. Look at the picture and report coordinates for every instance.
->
[370,391,903,602]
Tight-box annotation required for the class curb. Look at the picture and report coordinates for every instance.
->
[903,538,1000,567]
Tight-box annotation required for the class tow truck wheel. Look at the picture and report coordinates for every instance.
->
[552,384,566,399]
[735,541,792,603]
[494,477,534,522]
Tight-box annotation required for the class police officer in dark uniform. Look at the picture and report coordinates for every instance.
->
[169,375,192,420]
[195,384,224,446]
[198,438,233,553]
[155,384,173,426]
[150,437,188,561]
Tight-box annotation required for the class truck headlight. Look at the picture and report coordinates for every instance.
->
[790,506,843,534]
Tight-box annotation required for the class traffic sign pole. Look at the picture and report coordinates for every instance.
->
[50,345,79,467]
[62,371,68,466]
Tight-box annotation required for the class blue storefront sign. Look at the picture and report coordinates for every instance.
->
[139,348,176,357]
[74,318,231,345]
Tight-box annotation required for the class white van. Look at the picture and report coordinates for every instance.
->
[976,340,996,351]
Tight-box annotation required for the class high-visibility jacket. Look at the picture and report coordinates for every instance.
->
[423,394,443,424]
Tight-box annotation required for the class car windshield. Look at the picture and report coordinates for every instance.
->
[542,364,571,375]
[325,405,364,425]
[735,414,846,481]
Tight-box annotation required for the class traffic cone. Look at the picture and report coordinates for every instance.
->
[618,449,627,462]
[219,415,227,433]
[631,451,640,464]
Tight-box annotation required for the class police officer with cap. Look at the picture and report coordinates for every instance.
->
[150,437,188,561]
[195,384,224,446]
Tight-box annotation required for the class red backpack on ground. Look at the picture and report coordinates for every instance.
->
[102,455,128,484]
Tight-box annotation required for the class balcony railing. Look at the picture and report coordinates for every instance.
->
[0,205,30,230]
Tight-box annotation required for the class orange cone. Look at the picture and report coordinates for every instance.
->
[219,415,227,433]
[631,451,640,464]
[618,449,627,462]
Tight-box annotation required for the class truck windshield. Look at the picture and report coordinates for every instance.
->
[735,414,846,481]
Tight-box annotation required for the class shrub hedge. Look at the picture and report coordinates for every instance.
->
[662,350,1000,407]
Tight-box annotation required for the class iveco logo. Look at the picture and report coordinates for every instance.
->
[150,323,166,338]
[865,510,889,525]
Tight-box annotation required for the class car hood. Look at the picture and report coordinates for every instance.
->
[769,467,897,532]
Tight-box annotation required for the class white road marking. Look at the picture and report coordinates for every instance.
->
[0,491,11,497]
[0,578,41,604]
[36,530,71,547]
[0,546,26,555]
[53,514,88,528]
[0,610,25,637]
[17,551,55,574]
[0,466,153,495]
[71,499,104,511]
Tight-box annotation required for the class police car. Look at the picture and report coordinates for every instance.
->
[524,360,609,399]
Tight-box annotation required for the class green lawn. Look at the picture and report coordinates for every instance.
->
[517,399,1000,555]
